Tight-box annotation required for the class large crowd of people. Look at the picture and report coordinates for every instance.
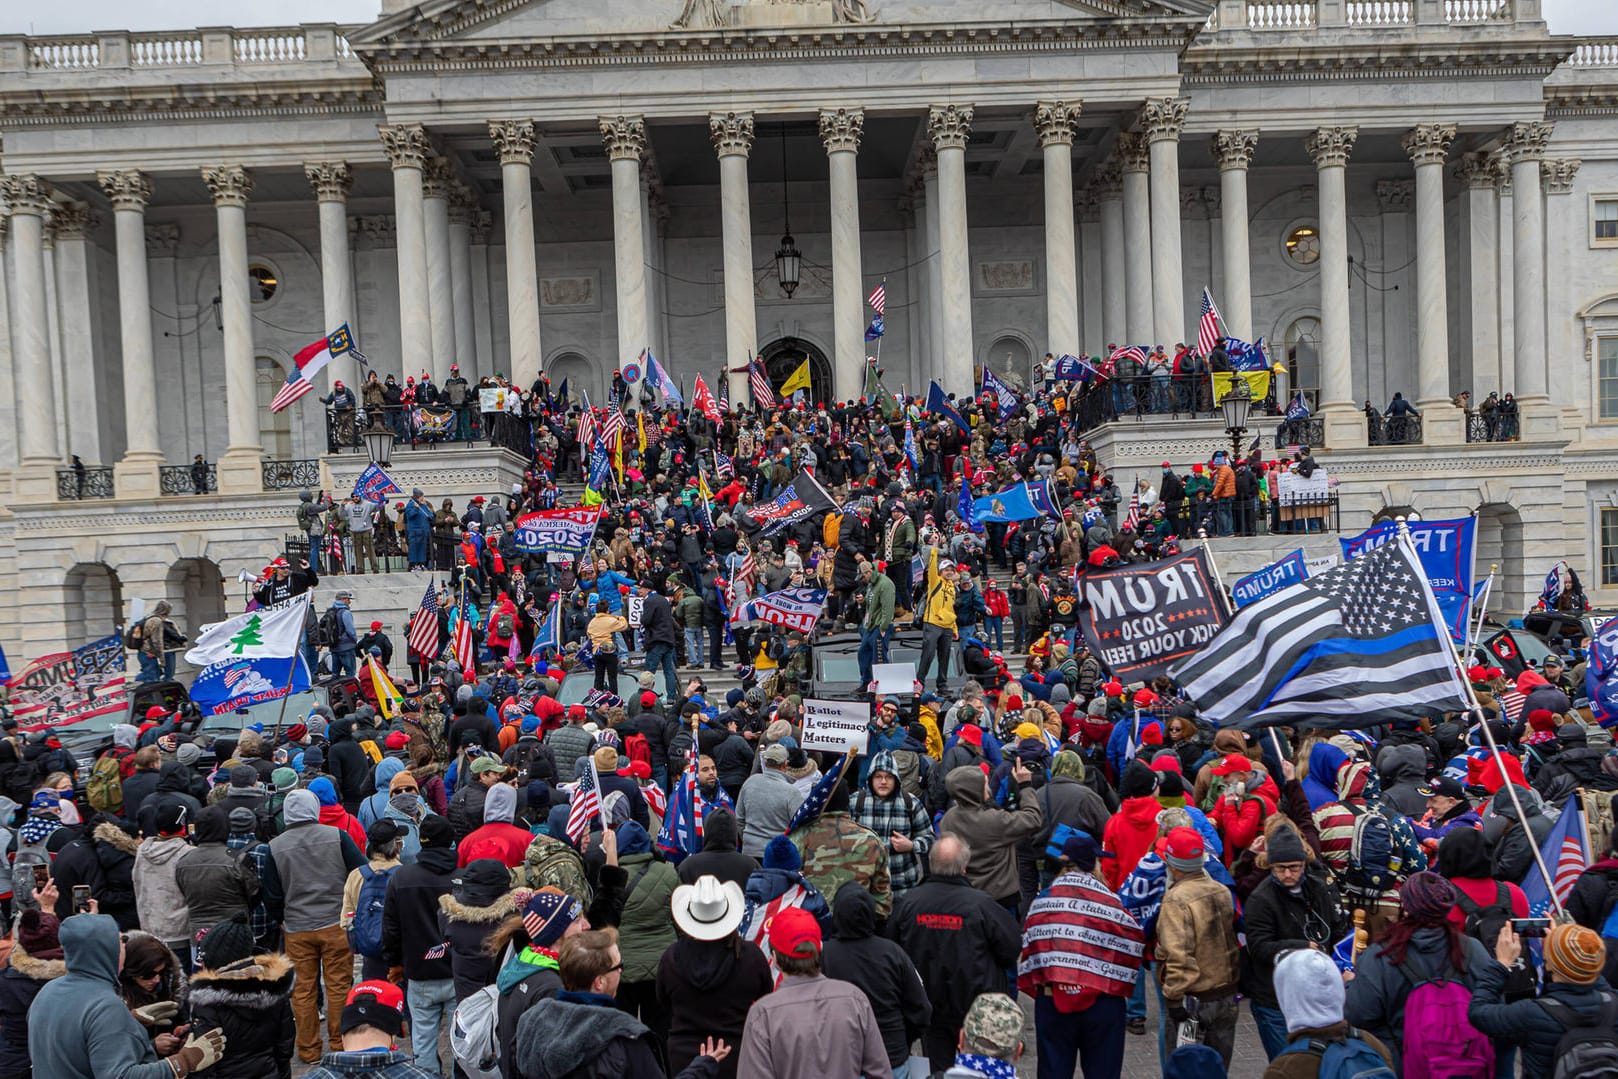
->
[13,360,1610,1079]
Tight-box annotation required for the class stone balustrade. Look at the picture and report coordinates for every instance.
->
[5,24,358,73]
[1229,0,1530,30]
[1569,39,1618,67]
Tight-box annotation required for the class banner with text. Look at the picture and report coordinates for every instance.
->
[514,506,603,555]
[728,587,828,633]
[1341,516,1475,641]
[1232,549,1310,609]
[1587,616,1618,730]
[190,655,312,716]
[1078,547,1227,684]
[801,698,872,754]
[478,387,524,414]
[7,635,129,730]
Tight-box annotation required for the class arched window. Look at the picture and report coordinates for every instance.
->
[256,358,293,459]
[1284,318,1322,407]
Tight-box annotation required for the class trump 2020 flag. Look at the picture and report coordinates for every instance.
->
[1587,616,1618,730]
[186,594,312,667]
[270,324,358,412]
[1522,795,1588,917]
[645,350,683,405]
[190,655,311,716]
[957,473,981,533]
[927,380,968,435]
[352,462,402,504]
[980,367,1021,423]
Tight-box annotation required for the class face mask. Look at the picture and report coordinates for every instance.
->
[58,797,81,826]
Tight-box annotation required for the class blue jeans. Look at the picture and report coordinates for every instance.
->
[1036,990,1125,1079]
[857,623,892,688]
[1215,498,1233,536]
[985,616,1004,652]
[332,648,356,677]
[406,977,456,1075]
[1252,1001,1291,1060]
[683,626,704,668]
[137,654,162,683]
[644,642,678,701]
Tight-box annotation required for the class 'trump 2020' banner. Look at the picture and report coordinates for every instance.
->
[1341,517,1475,641]
[7,635,128,730]
[1078,548,1227,684]
[514,506,602,555]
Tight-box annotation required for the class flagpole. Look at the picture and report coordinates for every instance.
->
[1466,566,1497,663]
[1395,518,1566,918]
[1195,528,1235,619]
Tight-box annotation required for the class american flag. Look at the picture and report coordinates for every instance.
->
[731,549,757,607]
[1121,489,1142,533]
[565,754,603,844]
[269,376,316,412]
[407,582,440,660]
[1197,287,1224,357]
[717,368,731,412]
[577,390,597,449]
[1522,795,1588,916]
[867,282,886,315]
[784,751,855,833]
[749,355,776,409]
[1109,344,1148,369]
[451,593,475,671]
[1495,689,1526,723]
[599,406,627,449]
[715,450,734,477]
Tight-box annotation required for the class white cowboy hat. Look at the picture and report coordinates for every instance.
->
[670,875,746,941]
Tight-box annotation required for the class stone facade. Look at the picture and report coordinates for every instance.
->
[0,2,1616,667]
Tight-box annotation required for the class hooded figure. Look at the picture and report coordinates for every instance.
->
[174,804,259,939]
[1482,784,1555,885]
[439,858,519,1000]
[674,807,755,889]
[358,757,406,829]
[821,880,933,1073]
[1533,723,1618,796]
[1374,744,1429,818]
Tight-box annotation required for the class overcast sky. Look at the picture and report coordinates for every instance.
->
[2,0,1613,35]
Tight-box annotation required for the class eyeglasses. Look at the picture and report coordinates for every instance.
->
[394,786,419,794]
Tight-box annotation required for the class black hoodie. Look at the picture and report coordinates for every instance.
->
[674,808,757,888]
[654,933,772,1079]
[324,720,372,811]
[821,881,933,1070]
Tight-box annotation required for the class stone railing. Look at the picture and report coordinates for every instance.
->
[1246,2,1317,29]
[1443,0,1509,21]
[1233,0,1528,29]
[1569,39,1618,67]
[12,25,357,73]
[1345,0,1411,26]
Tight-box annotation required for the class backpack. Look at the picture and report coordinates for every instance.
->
[496,611,515,638]
[450,983,502,1079]
[1398,962,1494,1079]
[1455,882,1537,1001]
[1277,1028,1395,1079]
[123,621,144,650]
[1345,805,1404,897]
[346,862,396,958]
[318,606,343,650]
[521,833,592,906]
[1541,992,1618,1079]
[623,733,651,771]
[85,754,125,815]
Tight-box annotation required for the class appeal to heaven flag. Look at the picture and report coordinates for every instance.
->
[186,594,312,666]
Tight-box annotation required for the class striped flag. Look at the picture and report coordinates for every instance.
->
[1197,287,1224,357]
[577,389,597,450]
[717,367,731,413]
[1109,344,1148,369]
[866,281,886,315]
[1121,489,1141,533]
[748,355,776,409]
[1521,795,1588,916]
[565,754,603,844]
[451,594,475,671]
[1171,534,1469,730]
[1495,689,1527,724]
[785,751,855,833]
[269,324,356,412]
[599,406,626,450]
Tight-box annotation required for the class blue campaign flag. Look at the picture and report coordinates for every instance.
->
[529,600,561,659]
[1522,795,1589,918]
[555,377,569,406]
[190,655,312,716]
[352,462,402,504]
[911,554,925,586]
[1231,549,1310,609]
[1587,616,1618,729]
[1286,391,1310,421]
[1539,561,1565,609]
[979,367,1022,423]
[957,473,981,533]
[1224,336,1269,372]
[972,481,1059,523]
[0,642,9,683]
[646,350,683,405]
[587,438,613,490]
[864,315,885,341]
[1331,929,1357,973]
[1342,516,1475,641]
[1052,354,1099,381]
[903,420,919,471]
[926,380,969,435]
[574,638,596,671]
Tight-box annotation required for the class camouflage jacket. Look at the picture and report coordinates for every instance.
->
[790,811,892,919]
[521,832,592,908]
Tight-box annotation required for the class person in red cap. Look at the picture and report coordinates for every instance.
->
[1205,753,1277,866]
[299,979,424,1077]
[1155,826,1240,1066]
[737,907,889,1079]
[356,621,393,673]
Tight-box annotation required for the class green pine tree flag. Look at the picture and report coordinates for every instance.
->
[228,615,265,655]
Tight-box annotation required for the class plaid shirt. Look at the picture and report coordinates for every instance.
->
[303,1050,439,1079]
[226,833,275,943]
[850,787,934,893]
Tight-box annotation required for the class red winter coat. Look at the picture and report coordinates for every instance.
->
[1102,795,1165,891]
[1208,790,1278,865]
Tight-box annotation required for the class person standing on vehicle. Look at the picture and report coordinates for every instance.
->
[916,546,958,695]
[325,592,358,678]
[857,561,896,691]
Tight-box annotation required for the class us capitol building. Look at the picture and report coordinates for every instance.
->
[0,0,1612,669]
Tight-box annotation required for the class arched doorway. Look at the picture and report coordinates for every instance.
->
[983,335,1034,390]
[256,357,293,458]
[759,338,832,406]
[1476,503,1525,613]
[166,558,227,646]
[63,563,124,649]
[1284,318,1321,407]
[546,351,603,406]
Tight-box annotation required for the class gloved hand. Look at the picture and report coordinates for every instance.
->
[184,1028,227,1071]
[133,1001,180,1027]
[1166,1002,1190,1026]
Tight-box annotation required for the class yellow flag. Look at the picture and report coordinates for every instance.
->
[698,471,714,502]
[637,411,647,454]
[1210,370,1271,404]
[780,357,811,397]
[367,654,402,721]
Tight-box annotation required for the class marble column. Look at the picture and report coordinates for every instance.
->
[1,176,61,499]
[0,219,14,474]
[1036,101,1080,359]
[1374,179,1414,408]
[1213,130,1257,343]
[379,124,434,382]
[448,185,478,382]
[929,104,975,396]
[602,114,651,395]
[1403,123,1461,441]
[1117,133,1153,346]
[1456,153,1501,397]
[489,120,542,389]
[1094,164,1126,348]
[820,107,866,403]
[423,157,458,384]
[711,111,757,405]
[304,161,356,391]
[42,225,67,465]
[1503,120,1554,434]
[1143,98,1189,350]
[51,203,103,465]
[1306,126,1362,448]
[1543,157,1583,428]
[98,170,164,495]
[1492,155,1515,370]
[201,165,262,494]
[921,146,944,377]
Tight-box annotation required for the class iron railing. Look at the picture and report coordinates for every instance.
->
[159,463,215,494]
[1465,408,1519,443]
[1273,417,1326,449]
[57,467,114,500]
[1367,413,1424,446]
[1068,375,1293,437]
[262,459,320,490]
[1168,492,1340,538]
[325,404,493,454]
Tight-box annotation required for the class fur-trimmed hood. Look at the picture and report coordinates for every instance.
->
[93,820,140,856]
[7,939,67,982]
[438,892,518,925]
[187,953,293,1011]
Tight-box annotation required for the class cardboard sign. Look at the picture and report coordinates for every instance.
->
[1077,547,1228,684]
[872,663,915,695]
[800,698,871,754]
[626,595,645,628]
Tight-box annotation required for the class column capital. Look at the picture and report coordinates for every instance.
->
[599,114,648,162]
[1502,120,1554,165]
[1092,160,1123,198]
[422,156,455,200]
[1455,151,1496,189]
[97,168,153,211]
[51,202,97,241]
[1115,131,1151,174]
[709,111,755,157]
[488,119,537,166]
[1141,96,1189,142]
[818,107,864,154]
[448,183,478,225]
[927,104,974,151]
[0,174,53,216]
[1034,100,1079,148]
[1402,123,1455,167]
[145,222,180,256]
[1490,152,1513,195]
[379,122,431,169]
[304,161,353,202]
[1375,178,1415,213]
[1212,129,1258,171]
[201,165,253,208]
[1542,157,1581,194]
[1305,126,1359,168]
[469,209,493,245]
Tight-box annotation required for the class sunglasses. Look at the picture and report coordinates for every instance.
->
[394,786,419,794]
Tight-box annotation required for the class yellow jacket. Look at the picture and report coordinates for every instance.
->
[922,547,957,630]
[916,705,944,759]
[586,613,628,650]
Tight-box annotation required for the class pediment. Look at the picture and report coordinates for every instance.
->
[351,0,1211,46]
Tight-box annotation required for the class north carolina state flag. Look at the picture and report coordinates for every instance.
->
[691,375,722,422]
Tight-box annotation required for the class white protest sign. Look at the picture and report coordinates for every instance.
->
[801,698,871,754]
[1305,554,1340,577]
[872,662,915,696]
[626,595,645,628]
